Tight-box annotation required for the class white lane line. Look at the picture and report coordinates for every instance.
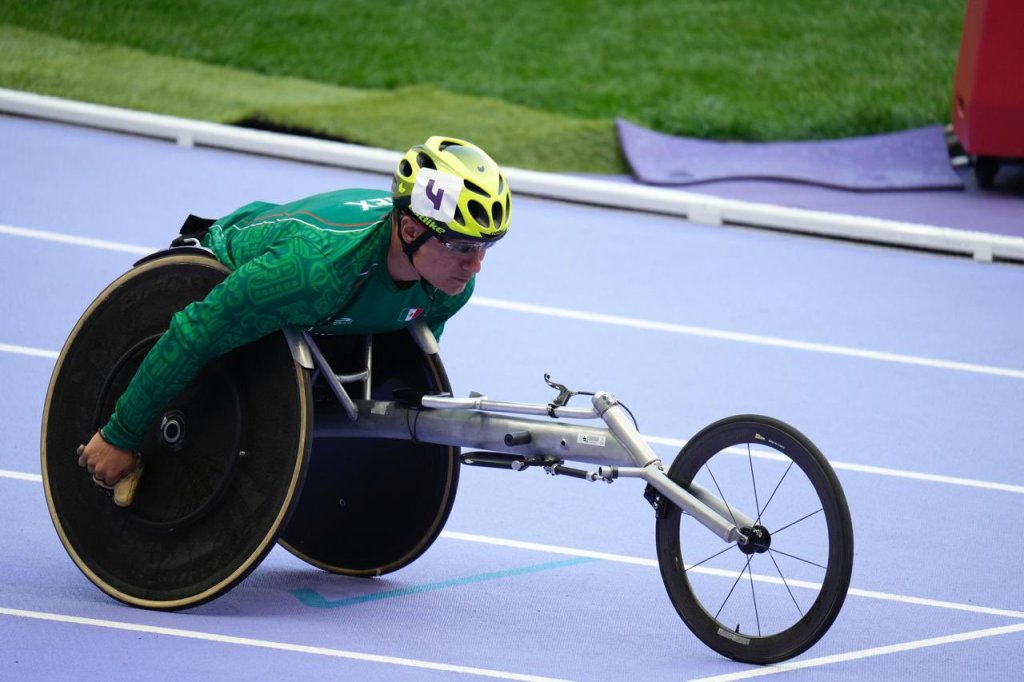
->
[685,622,1024,681]
[824,460,1024,495]
[0,606,570,682]
[645,435,1024,495]
[471,297,1024,381]
[4,470,1022,621]
[0,223,153,255]
[5,222,1024,381]
[842,587,1024,620]
[0,342,59,360]
[439,531,1024,621]
[4,351,1023,497]
[443,530,659,567]
[0,469,42,482]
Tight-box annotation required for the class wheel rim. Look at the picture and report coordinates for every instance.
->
[656,416,852,662]
[41,253,312,609]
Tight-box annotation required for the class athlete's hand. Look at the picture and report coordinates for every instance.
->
[78,431,137,488]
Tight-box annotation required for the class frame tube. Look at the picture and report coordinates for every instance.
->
[315,400,632,466]
[314,400,748,544]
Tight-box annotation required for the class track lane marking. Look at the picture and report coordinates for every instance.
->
[0,606,570,681]
[644,436,1024,495]
[4,222,1024,380]
[470,297,1024,381]
[5,395,1023,496]
[291,557,595,608]
[3,473,1022,639]
[0,342,58,359]
[684,622,1024,681]
[439,531,1024,621]
[0,470,42,482]
[0,223,152,255]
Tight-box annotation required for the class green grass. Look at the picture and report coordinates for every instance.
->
[0,1,966,172]
[0,25,621,172]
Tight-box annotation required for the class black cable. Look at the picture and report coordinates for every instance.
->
[405,404,422,444]
[619,401,640,430]
[576,390,640,430]
[543,378,640,430]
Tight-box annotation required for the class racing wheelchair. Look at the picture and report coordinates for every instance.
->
[42,247,853,664]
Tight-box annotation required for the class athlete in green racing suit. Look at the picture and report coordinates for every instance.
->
[78,136,512,497]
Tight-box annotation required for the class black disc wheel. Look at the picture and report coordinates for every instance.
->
[41,252,312,609]
[279,331,460,577]
[654,415,853,663]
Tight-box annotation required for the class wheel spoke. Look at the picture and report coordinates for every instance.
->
[656,418,853,661]
[703,462,740,529]
[769,547,828,571]
[756,460,794,525]
[683,543,736,573]
[714,555,753,620]
[769,550,805,617]
[747,443,762,521]
[748,557,762,636]
[771,507,824,536]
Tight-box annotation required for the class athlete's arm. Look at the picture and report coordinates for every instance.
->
[101,238,343,452]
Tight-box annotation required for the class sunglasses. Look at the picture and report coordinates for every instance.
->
[434,233,496,255]
[405,211,497,255]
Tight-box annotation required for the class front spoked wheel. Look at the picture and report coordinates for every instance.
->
[655,415,853,663]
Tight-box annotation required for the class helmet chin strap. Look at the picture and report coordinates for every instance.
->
[398,210,435,271]
[401,231,434,265]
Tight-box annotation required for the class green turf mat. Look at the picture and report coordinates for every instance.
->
[0,25,623,173]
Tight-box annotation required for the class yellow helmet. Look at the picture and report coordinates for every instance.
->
[392,136,511,243]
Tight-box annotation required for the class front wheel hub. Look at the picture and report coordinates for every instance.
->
[738,525,772,555]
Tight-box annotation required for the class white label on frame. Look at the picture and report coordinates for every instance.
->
[577,433,606,447]
[411,168,462,224]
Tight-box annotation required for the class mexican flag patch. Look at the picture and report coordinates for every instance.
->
[398,308,424,322]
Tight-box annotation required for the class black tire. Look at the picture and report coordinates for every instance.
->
[41,253,312,609]
[654,415,853,663]
[279,331,460,576]
[973,156,999,188]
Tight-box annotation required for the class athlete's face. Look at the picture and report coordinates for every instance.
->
[403,216,487,295]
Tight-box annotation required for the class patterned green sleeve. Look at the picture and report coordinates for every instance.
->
[101,238,343,451]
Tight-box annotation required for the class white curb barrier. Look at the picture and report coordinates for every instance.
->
[2,88,1021,263]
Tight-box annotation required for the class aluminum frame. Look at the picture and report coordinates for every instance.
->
[299,324,750,545]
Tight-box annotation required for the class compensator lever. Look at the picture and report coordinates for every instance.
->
[543,373,595,417]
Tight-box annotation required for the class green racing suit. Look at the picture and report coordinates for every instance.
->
[100,188,473,452]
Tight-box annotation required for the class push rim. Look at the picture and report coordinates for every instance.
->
[41,253,312,609]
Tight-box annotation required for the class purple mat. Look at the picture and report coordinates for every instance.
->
[617,118,964,191]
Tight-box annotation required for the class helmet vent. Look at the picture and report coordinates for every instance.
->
[453,206,466,226]
[463,179,487,196]
[498,176,505,194]
[468,200,490,228]
[416,152,437,170]
[438,140,461,151]
[491,201,503,228]
[399,159,413,177]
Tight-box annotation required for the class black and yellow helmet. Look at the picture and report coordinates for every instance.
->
[392,136,511,243]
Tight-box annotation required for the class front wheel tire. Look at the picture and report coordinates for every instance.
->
[654,415,853,663]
